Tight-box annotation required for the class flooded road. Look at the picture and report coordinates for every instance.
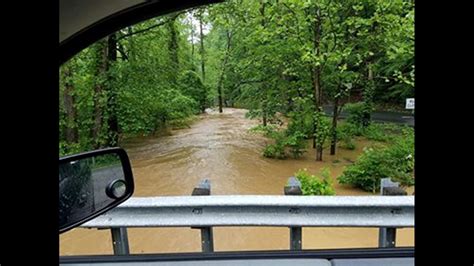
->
[60,108,414,255]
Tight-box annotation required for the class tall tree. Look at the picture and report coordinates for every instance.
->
[61,61,79,143]
[91,39,108,148]
[216,30,232,113]
[106,33,119,146]
[198,9,206,83]
[168,16,179,84]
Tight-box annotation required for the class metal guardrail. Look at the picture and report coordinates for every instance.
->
[82,195,414,228]
[79,178,414,255]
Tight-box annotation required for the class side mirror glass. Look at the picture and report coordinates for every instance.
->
[59,147,134,233]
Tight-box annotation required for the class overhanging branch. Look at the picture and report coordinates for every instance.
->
[116,11,188,42]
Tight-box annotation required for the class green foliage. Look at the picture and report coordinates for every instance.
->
[362,123,411,142]
[263,144,287,159]
[338,122,364,138]
[344,102,371,127]
[249,124,279,137]
[294,168,335,196]
[178,70,208,112]
[363,123,392,142]
[59,141,84,157]
[59,14,206,154]
[286,97,315,137]
[340,135,356,150]
[261,126,307,159]
[338,129,414,193]
[168,115,197,129]
[285,131,307,158]
[60,0,414,163]
[263,129,288,159]
[314,111,331,150]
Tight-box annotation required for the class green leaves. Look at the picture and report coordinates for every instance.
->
[295,168,335,196]
[178,70,208,112]
[59,0,414,157]
[337,125,414,193]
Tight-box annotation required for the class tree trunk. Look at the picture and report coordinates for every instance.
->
[218,85,223,113]
[63,64,78,143]
[312,8,323,161]
[260,0,268,125]
[168,17,179,84]
[92,40,108,148]
[191,20,195,60]
[313,9,322,108]
[330,97,339,155]
[107,33,119,146]
[316,148,323,161]
[127,27,134,61]
[362,62,374,127]
[199,11,206,83]
[216,30,231,114]
[262,100,267,127]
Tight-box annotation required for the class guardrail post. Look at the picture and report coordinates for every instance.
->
[285,176,303,251]
[378,178,407,248]
[191,179,214,252]
[111,227,130,255]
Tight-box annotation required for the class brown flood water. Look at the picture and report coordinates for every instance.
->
[60,108,414,255]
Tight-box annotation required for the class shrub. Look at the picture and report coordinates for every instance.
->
[338,122,364,138]
[336,122,361,150]
[338,131,414,192]
[168,115,197,129]
[295,168,336,195]
[344,102,367,126]
[363,123,391,142]
[178,70,207,112]
[263,144,287,159]
[258,120,308,159]
[59,141,84,157]
[249,124,279,137]
[340,135,356,150]
[285,131,307,158]
[263,130,288,159]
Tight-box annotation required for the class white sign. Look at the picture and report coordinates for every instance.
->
[406,98,415,109]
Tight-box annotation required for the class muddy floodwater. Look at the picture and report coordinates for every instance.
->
[60,108,414,255]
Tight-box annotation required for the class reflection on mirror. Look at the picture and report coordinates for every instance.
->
[59,148,134,233]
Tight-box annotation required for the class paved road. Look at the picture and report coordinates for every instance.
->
[322,105,414,127]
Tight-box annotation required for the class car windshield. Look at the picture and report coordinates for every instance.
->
[59,0,414,256]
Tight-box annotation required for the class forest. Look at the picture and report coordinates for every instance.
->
[59,0,414,193]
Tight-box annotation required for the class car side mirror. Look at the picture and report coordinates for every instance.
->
[59,147,134,234]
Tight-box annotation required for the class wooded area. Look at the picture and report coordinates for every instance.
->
[60,0,414,165]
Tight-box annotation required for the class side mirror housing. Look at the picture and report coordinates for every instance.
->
[59,147,134,233]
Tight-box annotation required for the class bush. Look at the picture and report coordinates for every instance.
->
[337,122,407,151]
[339,135,356,150]
[363,123,391,142]
[337,131,414,192]
[285,131,307,158]
[338,122,364,138]
[262,129,307,159]
[286,110,313,137]
[337,145,391,193]
[363,123,413,142]
[263,143,287,159]
[178,70,207,112]
[263,130,288,159]
[168,115,197,129]
[249,124,279,137]
[59,141,84,157]
[295,168,335,195]
[344,102,367,126]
